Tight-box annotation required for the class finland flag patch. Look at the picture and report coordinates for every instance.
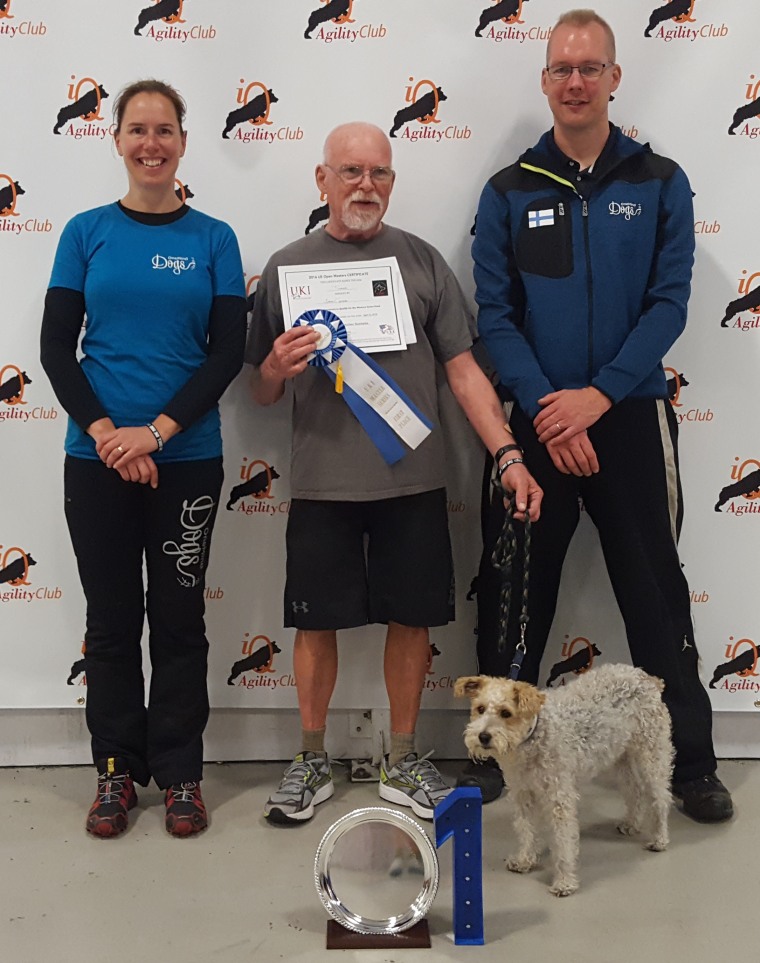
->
[528,209,555,229]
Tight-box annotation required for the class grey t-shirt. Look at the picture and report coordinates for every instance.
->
[246,224,476,500]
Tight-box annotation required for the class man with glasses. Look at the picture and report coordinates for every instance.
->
[462,9,733,823]
[247,122,542,825]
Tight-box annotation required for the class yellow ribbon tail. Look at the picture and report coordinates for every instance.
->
[335,360,344,394]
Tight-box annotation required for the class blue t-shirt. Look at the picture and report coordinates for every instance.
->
[49,203,245,461]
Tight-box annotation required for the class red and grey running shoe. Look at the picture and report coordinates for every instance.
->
[86,758,137,838]
[165,782,208,837]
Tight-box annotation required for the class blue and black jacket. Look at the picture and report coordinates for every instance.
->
[473,125,695,419]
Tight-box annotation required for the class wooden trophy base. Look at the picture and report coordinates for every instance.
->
[326,918,431,949]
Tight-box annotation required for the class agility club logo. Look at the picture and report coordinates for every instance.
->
[305,192,329,235]
[226,459,285,515]
[0,0,46,37]
[389,77,470,142]
[728,74,760,138]
[643,1,728,42]
[0,542,62,604]
[133,0,215,42]
[221,81,302,143]
[174,179,194,203]
[0,177,52,236]
[227,633,294,690]
[0,364,57,420]
[67,643,87,687]
[663,367,713,426]
[709,636,760,694]
[714,457,760,515]
[546,636,602,687]
[474,1,551,44]
[303,0,386,43]
[719,270,760,331]
[53,75,112,140]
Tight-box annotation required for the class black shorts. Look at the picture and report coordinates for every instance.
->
[284,489,454,630]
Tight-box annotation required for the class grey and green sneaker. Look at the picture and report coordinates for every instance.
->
[379,752,451,820]
[264,751,334,824]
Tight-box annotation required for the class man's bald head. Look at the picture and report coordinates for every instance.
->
[322,122,392,168]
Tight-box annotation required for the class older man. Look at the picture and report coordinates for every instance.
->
[247,122,542,824]
[467,9,732,822]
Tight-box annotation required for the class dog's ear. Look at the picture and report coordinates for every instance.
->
[514,682,546,717]
[454,676,483,699]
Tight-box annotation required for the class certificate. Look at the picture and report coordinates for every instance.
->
[278,257,416,353]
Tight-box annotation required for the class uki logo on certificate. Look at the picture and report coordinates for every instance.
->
[278,258,415,352]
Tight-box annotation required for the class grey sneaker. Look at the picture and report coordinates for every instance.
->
[379,752,451,819]
[264,751,334,824]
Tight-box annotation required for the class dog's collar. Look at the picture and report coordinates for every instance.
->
[521,714,539,746]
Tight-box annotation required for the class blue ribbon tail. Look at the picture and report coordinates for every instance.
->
[323,367,406,465]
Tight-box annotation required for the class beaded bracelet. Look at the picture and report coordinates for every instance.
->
[146,422,164,452]
[497,457,524,479]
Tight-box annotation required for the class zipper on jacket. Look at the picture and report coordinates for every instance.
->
[582,199,594,381]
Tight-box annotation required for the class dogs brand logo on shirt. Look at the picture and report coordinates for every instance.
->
[221,81,303,143]
[152,253,196,274]
[0,543,62,604]
[0,365,57,421]
[728,74,760,138]
[53,75,113,140]
[0,0,46,36]
[714,457,760,516]
[643,1,728,42]
[720,270,760,330]
[608,201,642,220]
[710,637,760,693]
[228,634,296,690]
[303,0,386,43]
[474,1,552,44]
[389,77,471,143]
[546,636,602,687]
[226,460,284,516]
[133,1,216,41]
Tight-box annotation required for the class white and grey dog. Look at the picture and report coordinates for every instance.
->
[454,664,674,896]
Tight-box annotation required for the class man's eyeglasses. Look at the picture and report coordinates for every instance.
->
[544,62,614,81]
[324,164,395,185]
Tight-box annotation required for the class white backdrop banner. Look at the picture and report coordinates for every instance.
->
[1,0,758,718]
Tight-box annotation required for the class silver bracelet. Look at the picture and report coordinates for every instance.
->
[498,457,524,478]
[146,422,164,452]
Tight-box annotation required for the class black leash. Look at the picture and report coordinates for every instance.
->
[490,485,531,680]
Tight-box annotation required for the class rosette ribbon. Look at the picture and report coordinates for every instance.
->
[293,309,433,465]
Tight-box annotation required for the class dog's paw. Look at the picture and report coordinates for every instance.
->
[616,820,640,836]
[645,836,668,852]
[506,855,538,874]
[549,878,578,897]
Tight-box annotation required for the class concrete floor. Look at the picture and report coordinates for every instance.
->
[0,759,754,963]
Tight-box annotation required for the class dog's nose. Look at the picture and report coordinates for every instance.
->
[478,731,491,747]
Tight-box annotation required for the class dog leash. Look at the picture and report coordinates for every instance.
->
[490,487,531,680]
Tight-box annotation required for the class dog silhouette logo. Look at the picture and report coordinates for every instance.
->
[53,77,109,135]
[390,78,447,139]
[663,368,690,407]
[721,272,760,328]
[244,274,260,318]
[546,637,602,687]
[728,74,760,136]
[174,180,194,203]
[134,0,184,35]
[67,643,87,686]
[226,461,280,511]
[645,0,696,37]
[710,638,759,689]
[426,642,441,676]
[0,177,25,217]
[222,82,278,139]
[306,192,330,235]
[304,0,354,39]
[0,366,32,405]
[0,0,13,17]
[475,0,528,37]
[714,458,760,513]
[227,636,282,684]
[0,546,36,586]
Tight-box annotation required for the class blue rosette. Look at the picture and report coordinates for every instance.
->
[293,309,348,368]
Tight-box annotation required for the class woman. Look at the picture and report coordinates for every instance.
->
[41,80,246,838]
